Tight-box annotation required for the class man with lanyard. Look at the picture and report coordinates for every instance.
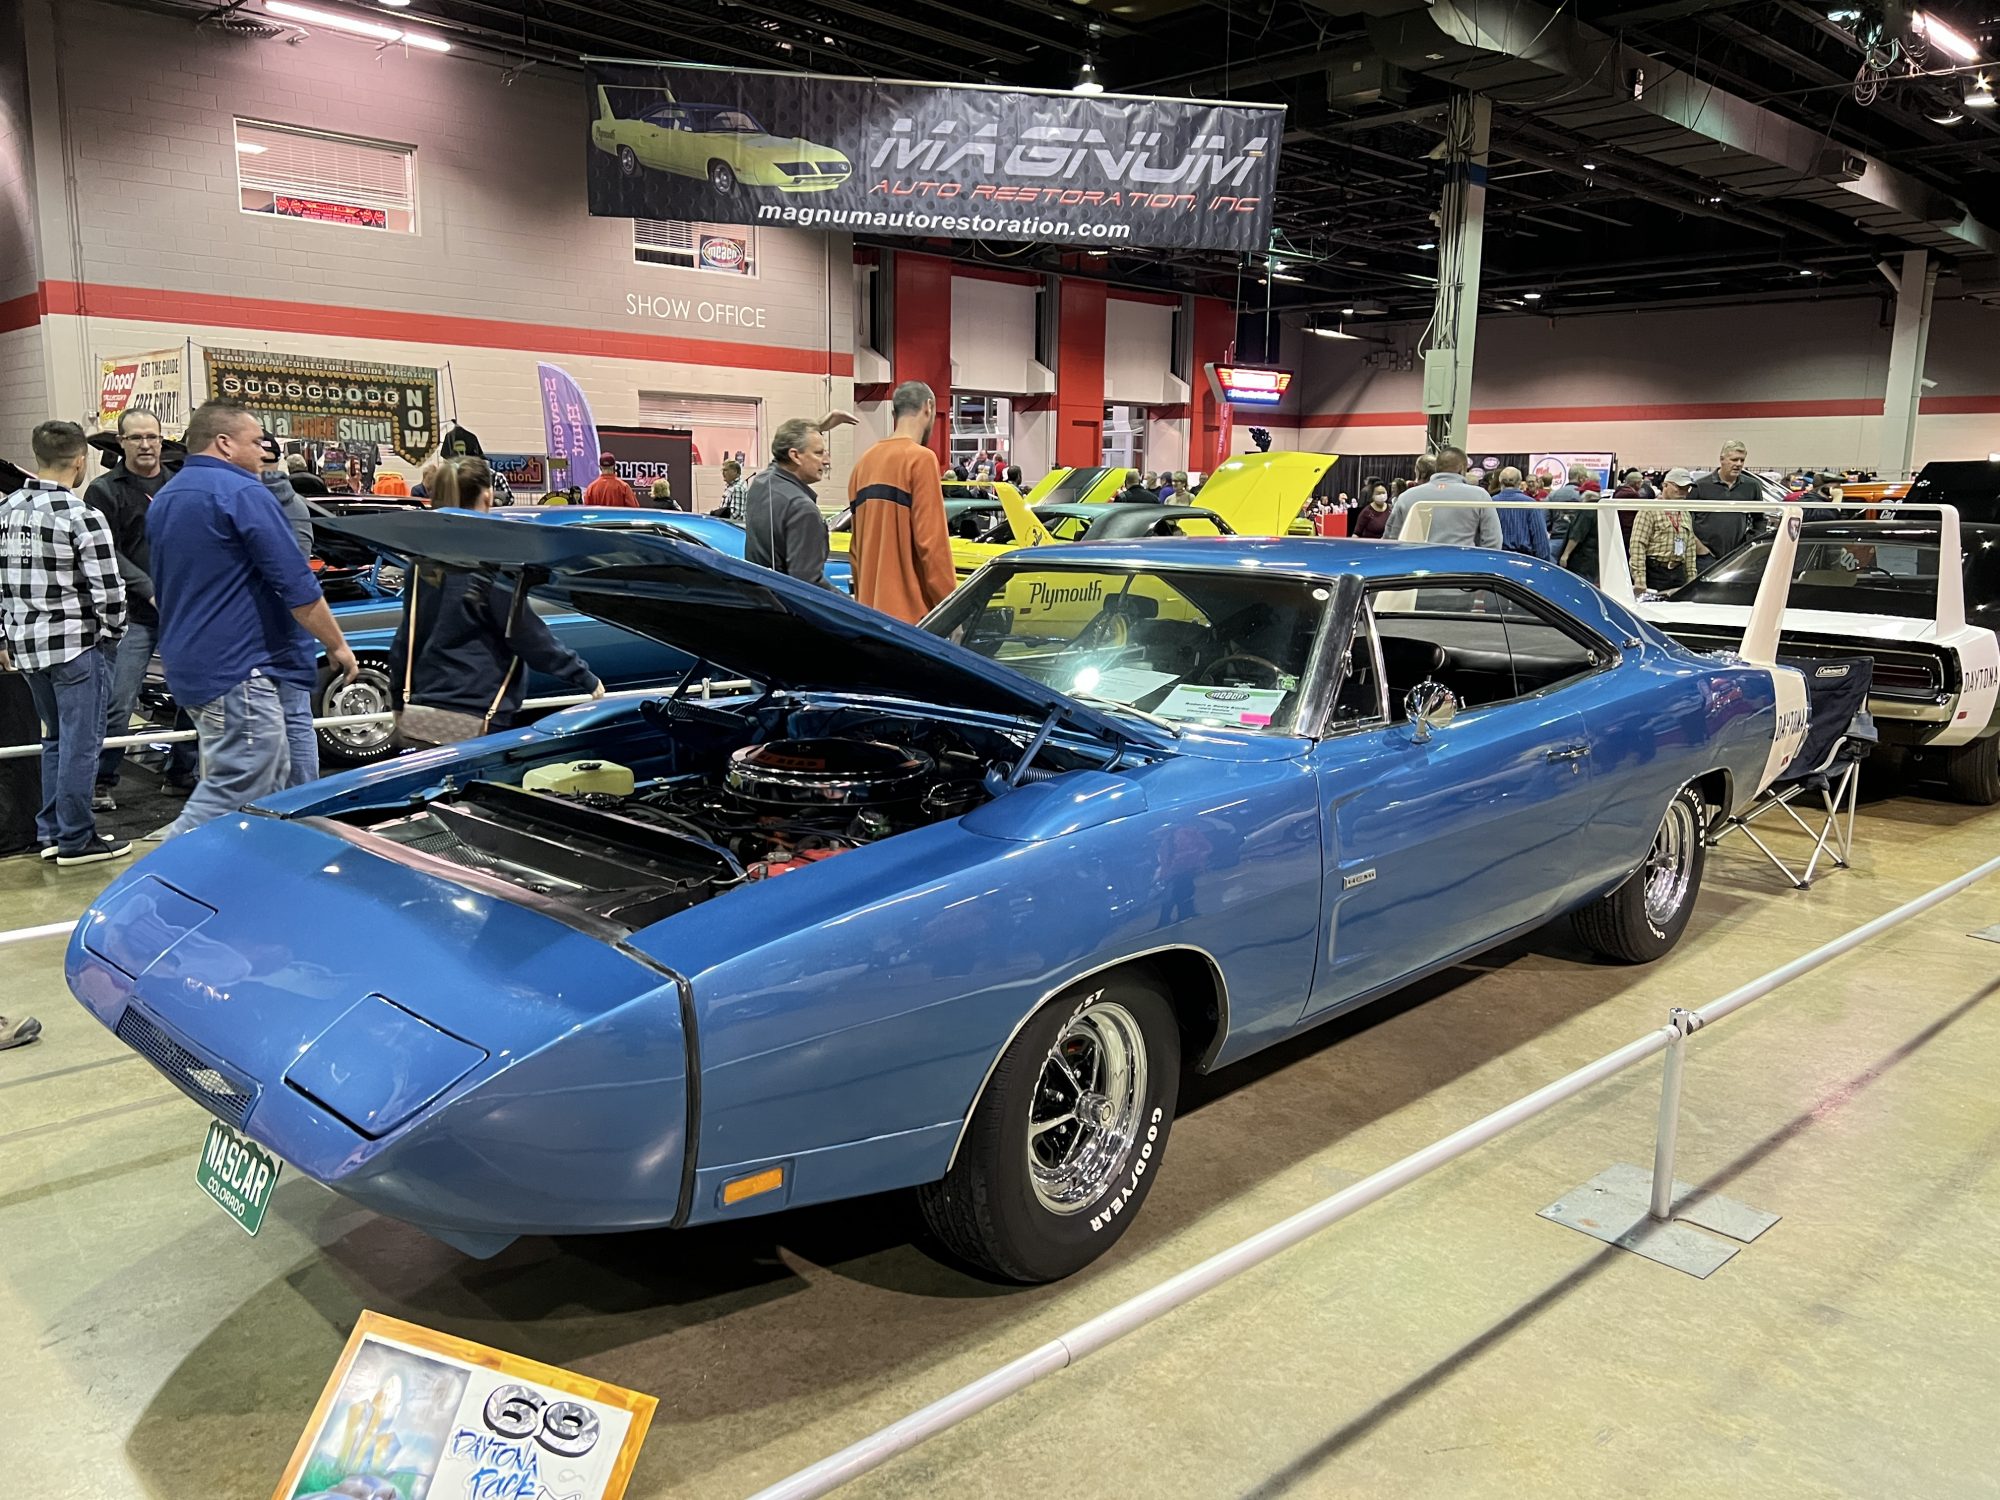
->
[0,420,130,866]
[1627,468,1708,594]
[744,418,837,589]
[1690,439,1761,570]
[85,407,197,803]
[145,400,358,841]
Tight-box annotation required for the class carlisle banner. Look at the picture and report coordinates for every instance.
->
[585,63,1283,255]
[203,348,440,464]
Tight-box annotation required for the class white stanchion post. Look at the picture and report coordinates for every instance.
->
[1649,1008,1699,1221]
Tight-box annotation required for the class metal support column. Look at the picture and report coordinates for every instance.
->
[1878,248,1936,479]
[1422,92,1491,454]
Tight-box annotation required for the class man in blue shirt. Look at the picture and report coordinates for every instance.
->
[146,400,358,840]
[1492,466,1552,559]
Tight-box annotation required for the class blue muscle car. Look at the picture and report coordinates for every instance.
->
[70,521,1801,1282]
[309,505,852,764]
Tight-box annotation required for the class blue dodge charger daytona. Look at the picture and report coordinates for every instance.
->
[71,520,1803,1282]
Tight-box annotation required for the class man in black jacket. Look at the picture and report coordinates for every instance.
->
[84,409,195,801]
[745,417,836,589]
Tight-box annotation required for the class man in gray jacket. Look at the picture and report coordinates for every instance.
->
[745,417,836,589]
[1386,446,1502,548]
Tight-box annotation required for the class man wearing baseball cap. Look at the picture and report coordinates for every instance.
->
[582,452,639,508]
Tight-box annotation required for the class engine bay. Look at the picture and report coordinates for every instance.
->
[327,704,1105,934]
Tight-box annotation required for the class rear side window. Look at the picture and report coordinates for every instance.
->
[1368,581,1606,716]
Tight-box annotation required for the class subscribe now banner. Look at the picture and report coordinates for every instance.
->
[585,63,1283,254]
[204,347,440,464]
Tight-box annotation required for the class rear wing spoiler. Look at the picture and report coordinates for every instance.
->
[1404,497,1967,664]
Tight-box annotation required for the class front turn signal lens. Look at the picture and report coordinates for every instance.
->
[720,1165,786,1207]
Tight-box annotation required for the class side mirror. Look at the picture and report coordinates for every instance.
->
[1406,680,1459,742]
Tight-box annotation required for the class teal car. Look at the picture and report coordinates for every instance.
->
[591,87,851,197]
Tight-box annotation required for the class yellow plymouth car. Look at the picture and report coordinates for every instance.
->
[592,86,851,197]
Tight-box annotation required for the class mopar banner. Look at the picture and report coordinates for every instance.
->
[585,63,1283,255]
[97,346,190,436]
[203,348,440,464]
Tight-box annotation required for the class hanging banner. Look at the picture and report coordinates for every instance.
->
[537,364,601,493]
[488,453,551,494]
[96,346,190,436]
[203,348,440,464]
[585,63,1284,254]
[273,1311,655,1500]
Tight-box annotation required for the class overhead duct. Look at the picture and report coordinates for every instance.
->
[1320,0,2000,259]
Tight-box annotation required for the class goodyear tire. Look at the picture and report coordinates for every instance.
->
[315,654,399,766]
[1944,734,2000,806]
[1574,782,1707,962]
[919,976,1180,1283]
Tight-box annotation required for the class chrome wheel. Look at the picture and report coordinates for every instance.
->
[1643,795,1700,929]
[321,664,394,756]
[709,160,737,196]
[618,145,639,177]
[1026,1000,1149,1215]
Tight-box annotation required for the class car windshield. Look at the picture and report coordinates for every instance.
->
[1672,530,1961,619]
[1041,467,1115,505]
[928,565,1333,733]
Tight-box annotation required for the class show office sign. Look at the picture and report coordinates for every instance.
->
[273,1311,655,1500]
[204,348,440,464]
[586,62,1283,254]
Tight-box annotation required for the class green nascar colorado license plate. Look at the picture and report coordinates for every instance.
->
[195,1118,282,1236]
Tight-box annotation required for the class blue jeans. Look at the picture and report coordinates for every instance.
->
[24,643,113,853]
[162,674,292,839]
[98,618,198,787]
[278,679,319,788]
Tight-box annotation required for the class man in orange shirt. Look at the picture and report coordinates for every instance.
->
[582,452,639,508]
[848,381,955,624]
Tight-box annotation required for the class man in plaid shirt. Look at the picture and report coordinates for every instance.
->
[0,421,131,865]
[719,459,747,521]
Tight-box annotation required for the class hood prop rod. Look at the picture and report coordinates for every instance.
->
[1009,707,1063,787]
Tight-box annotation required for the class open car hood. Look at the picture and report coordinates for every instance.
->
[324,511,1161,746]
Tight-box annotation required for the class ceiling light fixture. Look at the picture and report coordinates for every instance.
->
[1269,271,1304,282]
[1073,58,1104,94]
[1581,160,1598,171]
[1418,239,1437,250]
[1913,11,1982,60]
[1523,291,1543,300]
[1341,306,1356,315]
[1967,73,1998,107]
[376,0,412,7]
[1310,324,1360,339]
[265,0,450,47]
[1798,267,1816,275]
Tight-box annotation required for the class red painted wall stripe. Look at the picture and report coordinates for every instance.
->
[0,290,41,336]
[26,280,853,377]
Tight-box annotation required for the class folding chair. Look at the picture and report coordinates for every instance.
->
[1710,656,1874,889]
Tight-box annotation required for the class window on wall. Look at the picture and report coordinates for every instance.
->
[234,120,416,233]
[638,393,762,471]
[1103,404,1147,472]
[949,395,1012,476]
[634,220,758,276]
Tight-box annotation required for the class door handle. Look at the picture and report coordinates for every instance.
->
[1545,744,1589,762]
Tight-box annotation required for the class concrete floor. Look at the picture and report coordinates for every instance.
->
[3,786,1997,1500]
